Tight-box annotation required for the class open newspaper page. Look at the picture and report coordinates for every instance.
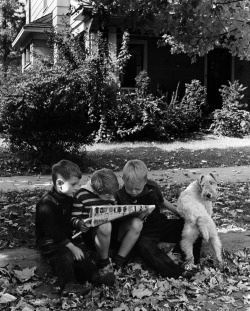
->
[72,205,155,239]
[85,204,155,227]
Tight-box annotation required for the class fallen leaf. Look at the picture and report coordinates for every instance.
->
[0,293,17,303]
[13,267,37,282]
[132,288,152,299]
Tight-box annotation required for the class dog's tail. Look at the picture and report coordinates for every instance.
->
[196,216,209,242]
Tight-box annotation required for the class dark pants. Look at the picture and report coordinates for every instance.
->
[41,243,98,288]
[137,216,202,278]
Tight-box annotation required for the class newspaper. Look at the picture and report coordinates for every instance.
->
[72,204,155,239]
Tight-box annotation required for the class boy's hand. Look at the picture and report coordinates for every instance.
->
[66,242,85,261]
[78,219,89,233]
[138,209,151,220]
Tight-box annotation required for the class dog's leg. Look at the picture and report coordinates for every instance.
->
[197,216,209,241]
[210,233,223,269]
[180,223,199,266]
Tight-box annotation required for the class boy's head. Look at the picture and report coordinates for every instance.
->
[52,160,82,197]
[91,168,119,201]
[122,159,148,197]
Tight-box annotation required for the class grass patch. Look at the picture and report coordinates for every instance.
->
[85,134,250,172]
[1,134,250,175]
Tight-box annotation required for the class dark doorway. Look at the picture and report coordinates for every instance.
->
[121,44,144,87]
[207,49,231,111]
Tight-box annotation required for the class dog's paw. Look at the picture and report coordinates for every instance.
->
[183,259,195,271]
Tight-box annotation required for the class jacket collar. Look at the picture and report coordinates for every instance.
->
[49,187,73,204]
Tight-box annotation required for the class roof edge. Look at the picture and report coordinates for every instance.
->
[12,24,52,48]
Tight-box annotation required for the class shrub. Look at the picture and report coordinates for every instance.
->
[210,80,250,137]
[115,92,168,141]
[0,65,93,164]
[0,26,121,162]
[114,76,205,141]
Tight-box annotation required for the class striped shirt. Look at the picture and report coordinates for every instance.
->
[71,184,114,229]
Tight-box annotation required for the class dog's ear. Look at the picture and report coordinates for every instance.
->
[209,173,217,182]
[198,174,204,184]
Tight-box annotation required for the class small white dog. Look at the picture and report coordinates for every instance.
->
[177,173,222,267]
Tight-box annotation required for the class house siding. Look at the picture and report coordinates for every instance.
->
[29,0,69,27]
[30,0,47,22]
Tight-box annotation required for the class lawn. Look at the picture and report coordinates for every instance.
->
[1,134,250,310]
[84,134,250,172]
[1,134,250,175]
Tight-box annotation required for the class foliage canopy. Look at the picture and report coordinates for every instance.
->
[75,0,250,60]
[0,0,25,77]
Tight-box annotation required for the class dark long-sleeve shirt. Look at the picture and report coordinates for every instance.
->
[114,179,164,223]
[35,187,73,250]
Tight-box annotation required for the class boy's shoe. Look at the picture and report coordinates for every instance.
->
[61,282,92,296]
[98,257,114,274]
[99,263,114,274]
[91,271,116,287]
[181,270,197,280]
[95,257,116,286]
[157,242,174,254]
[113,254,127,271]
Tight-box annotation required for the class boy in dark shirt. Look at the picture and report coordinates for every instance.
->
[115,159,202,279]
[35,160,115,296]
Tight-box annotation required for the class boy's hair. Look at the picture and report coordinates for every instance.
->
[91,169,119,195]
[122,159,148,183]
[52,160,82,185]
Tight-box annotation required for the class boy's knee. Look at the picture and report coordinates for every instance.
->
[96,222,112,236]
[131,218,143,233]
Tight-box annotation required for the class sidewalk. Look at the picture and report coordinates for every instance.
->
[0,165,249,192]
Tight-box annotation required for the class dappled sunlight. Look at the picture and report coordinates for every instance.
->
[86,135,250,152]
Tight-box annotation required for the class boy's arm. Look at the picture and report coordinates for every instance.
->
[71,191,90,233]
[66,242,85,260]
[160,198,180,216]
[38,201,70,244]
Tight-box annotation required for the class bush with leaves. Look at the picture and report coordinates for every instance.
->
[0,65,93,164]
[210,80,250,137]
[0,23,124,163]
[115,75,205,141]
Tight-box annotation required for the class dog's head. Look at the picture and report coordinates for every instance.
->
[198,173,218,201]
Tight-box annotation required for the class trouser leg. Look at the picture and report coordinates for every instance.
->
[160,218,202,264]
[74,259,99,284]
[47,247,77,287]
[137,216,202,277]
[137,235,184,278]
[44,243,100,287]
[193,236,202,264]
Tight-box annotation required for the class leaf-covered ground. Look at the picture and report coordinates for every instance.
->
[1,181,250,310]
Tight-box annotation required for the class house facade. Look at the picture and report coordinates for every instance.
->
[13,0,250,110]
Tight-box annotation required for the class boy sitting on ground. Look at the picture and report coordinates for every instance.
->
[115,159,202,279]
[35,160,115,296]
[71,168,143,271]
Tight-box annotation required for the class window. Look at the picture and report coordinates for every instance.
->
[24,45,31,67]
